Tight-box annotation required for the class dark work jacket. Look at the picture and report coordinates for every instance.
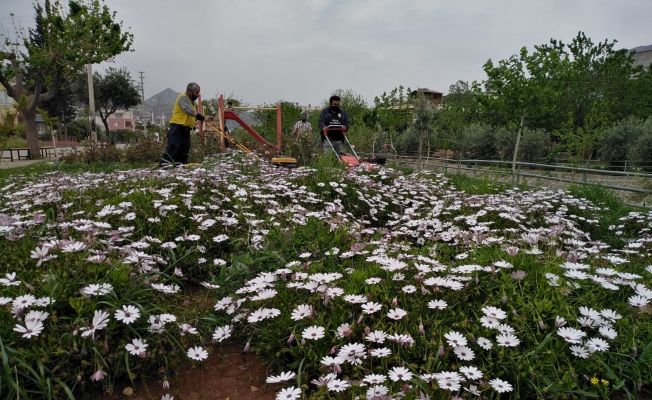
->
[318,107,350,141]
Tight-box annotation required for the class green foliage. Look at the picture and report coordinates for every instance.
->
[458,123,495,158]
[447,174,510,194]
[0,0,133,154]
[567,184,641,247]
[519,129,552,162]
[60,138,164,164]
[598,117,647,165]
[373,85,412,132]
[475,31,652,161]
[627,119,652,169]
[253,101,307,148]
[89,68,141,138]
[437,81,481,150]
[0,112,23,154]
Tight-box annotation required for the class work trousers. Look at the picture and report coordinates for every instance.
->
[160,124,191,166]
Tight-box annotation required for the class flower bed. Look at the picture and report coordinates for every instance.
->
[0,154,650,399]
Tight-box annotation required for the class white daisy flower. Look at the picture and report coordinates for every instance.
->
[370,348,392,358]
[569,345,590,358]
[477,337,493,350]
[427,299,448,310]
[275,386,301,400]
[362,374,386,385]
[387,308,408,320]
[327,378,350,392]
[125,338,148,357]
[361,302,383,314]
[585,337,609,352]
[388,366,413,382]
[114,305,141,325]
[557,327,586,344]
[186,346,208,361]
[444,330,467,348]
[13,319,44,339]
[482,306,507,320]
[459,365,483,380]
[290,304,313,321]
[496,333,520,347]
[489,378,513,393]
[454,346,475,361]
[302,325,325,340]
[266,371,296,383]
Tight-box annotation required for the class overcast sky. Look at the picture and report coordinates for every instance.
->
[2,0,651,106]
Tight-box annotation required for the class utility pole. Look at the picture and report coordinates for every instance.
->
[86,63,97,143]
[138,71,146,134]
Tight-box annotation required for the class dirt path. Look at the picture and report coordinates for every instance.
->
[104,346,276,400]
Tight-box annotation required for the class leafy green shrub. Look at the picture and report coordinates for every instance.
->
[494,127,551,162]
[61,142,122,163]
[519,128,551,162]
[121,137,165,163]
[494,126,516,160]
[628,118,652,170]
[459,123,495,158]
[599,116,646,166]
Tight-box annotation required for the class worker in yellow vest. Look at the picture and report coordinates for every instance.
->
[159,82,214,167]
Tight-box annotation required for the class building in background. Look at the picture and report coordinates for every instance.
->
[409,88,444,108]
[95,110,136,132]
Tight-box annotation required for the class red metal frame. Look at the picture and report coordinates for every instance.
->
[217,95,281,153]
[197,93,205,143]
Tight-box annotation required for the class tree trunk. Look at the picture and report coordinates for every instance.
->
[511,113,526,183]
[417,131,424,171]
[24,108,41,160]
[101,117,111,144]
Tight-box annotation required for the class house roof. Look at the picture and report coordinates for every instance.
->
[411,88,443,95]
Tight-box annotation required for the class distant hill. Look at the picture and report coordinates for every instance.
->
[632,44,652,68]
[145,88,179,122]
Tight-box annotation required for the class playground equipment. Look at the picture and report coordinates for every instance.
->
[202,95,297,167]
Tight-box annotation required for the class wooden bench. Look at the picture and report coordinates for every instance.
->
[40,147,56,158]
[9,148,31,161]
[1,147,57,161]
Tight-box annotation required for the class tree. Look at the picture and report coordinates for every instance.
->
[476,31,651,164]
[437,80,481,151]
[91,67,140,141]
[410,93,436,168]
[0,0,133,159]
[373,85,412,132]
[40,69,86,140]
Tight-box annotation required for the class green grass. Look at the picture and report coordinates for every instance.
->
[447,173,514,195]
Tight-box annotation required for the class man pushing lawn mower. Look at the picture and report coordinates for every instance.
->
[318,95,349,156]
[318,94,364,168]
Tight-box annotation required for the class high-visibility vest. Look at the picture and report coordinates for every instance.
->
[169,93,197,127]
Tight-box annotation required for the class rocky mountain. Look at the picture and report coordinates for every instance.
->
[145,88,179,123]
